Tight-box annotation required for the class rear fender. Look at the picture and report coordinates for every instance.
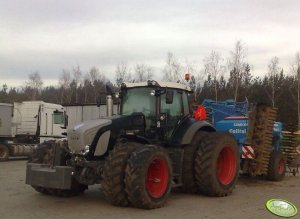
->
[170,117,215,145]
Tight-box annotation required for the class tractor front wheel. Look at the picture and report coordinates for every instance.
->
[102,140,141,207]
[125,145,172,209]
[267,151,286,181]
[194,132,240,196]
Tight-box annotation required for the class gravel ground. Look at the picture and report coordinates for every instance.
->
[0,160,299,219]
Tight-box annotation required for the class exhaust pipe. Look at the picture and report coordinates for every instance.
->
[106,95,113,117]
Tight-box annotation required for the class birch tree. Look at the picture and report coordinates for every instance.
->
[228,41,247,101]
[26,72,43,100]
[59,69,71,104]
[267,57,281,108]
[72,65,82,103]
[163,52,182,82]
[291,52,300,129]
[204,51,225,102]
[115,63,132,87]
[134,64,153,82]
[88,67,106,102]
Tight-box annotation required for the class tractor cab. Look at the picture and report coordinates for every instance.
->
[118,81,192,140]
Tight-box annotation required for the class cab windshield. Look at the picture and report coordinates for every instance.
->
[121,87,156,137]
[121,87,156,117]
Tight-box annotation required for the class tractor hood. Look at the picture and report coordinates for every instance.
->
[67,113,146,156]
[67,119,112,154]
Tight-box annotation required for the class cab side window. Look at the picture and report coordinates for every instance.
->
[160,90,183,138]
[161,90,183,118]
[53,111,64,124]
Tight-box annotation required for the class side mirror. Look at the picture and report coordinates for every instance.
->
[65,114,69,127]
[166,90,173,104]
[61,113,68,129]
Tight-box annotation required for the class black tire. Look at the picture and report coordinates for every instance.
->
[102,141,141,207]
[267,151,286,181]
[125,145,172,209]
[33,186,51,195]
[30,140,86,197]
[195,132,240,197]
[181,131,208,193]
[0,144,9,162]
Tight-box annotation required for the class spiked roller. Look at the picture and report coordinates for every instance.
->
[246,105,277,176]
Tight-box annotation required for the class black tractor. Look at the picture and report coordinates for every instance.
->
[26,80,240,209]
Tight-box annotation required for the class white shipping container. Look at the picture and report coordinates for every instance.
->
[65,104,118,129]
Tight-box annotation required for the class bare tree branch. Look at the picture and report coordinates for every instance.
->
[26,72,43,100]
[204,51,225,101]
[134,64,153,82]
[267,57,281,107]
[58,69,71,104]
[163,52,182,82]
[228,40,247,101]
[72,65,82,103]
[115,63,132,87]
[291,52,300,129]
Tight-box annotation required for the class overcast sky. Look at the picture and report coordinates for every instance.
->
[0,0,299,87]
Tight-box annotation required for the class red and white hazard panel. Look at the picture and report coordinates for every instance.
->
[242,145,255,159]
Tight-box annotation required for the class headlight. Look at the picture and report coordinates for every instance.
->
[80,145,90,155]
[85,145,90,153]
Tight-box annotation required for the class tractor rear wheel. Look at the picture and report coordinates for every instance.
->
[195,132,239,196]
[0,144,9,162]
[102,140,141,207]
[125,145,172,209]
[30,140,86,197]
[181,131,208,193]
[267,151,286,181]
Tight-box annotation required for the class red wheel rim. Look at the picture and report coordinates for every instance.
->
[146,158,168,198]
[278,158,284,175]
[217,146,237,185]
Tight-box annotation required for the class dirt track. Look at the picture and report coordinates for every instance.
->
[0,160,300,219]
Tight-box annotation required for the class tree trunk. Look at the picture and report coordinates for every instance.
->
[60,88,64,104]
[234,73,239,102]
[32,89,37,101]
[215,83,218,102]
[84,87,87,103]
[298,70,300,130]
[272,76,275,108]
[75,87,78,104]
[94,86,97,103]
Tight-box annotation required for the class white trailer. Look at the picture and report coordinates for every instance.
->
[0,101,67,161]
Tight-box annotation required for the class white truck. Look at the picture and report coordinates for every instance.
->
[0,101,68,161]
